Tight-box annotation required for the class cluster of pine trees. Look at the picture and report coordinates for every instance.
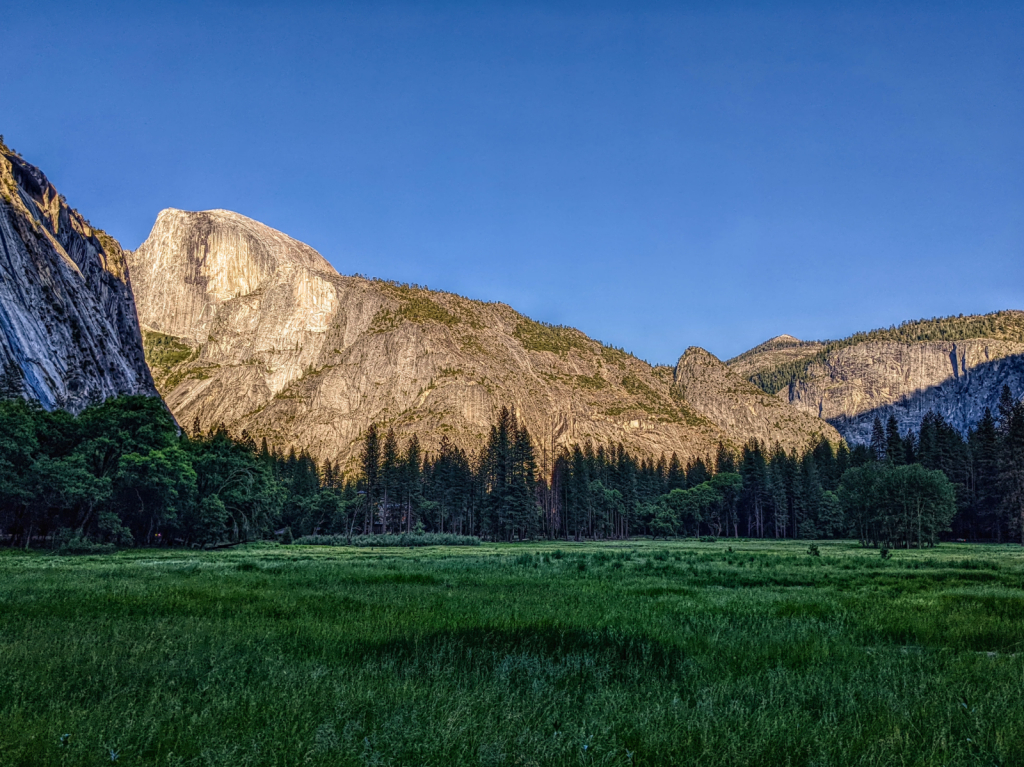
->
[3,390,1024,548]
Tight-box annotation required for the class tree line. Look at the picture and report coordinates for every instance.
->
[3,389,1024,548]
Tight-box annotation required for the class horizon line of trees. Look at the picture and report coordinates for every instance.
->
[3,387,1024,548]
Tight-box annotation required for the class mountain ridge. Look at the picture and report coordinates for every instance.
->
[127,208,841,469]
[730,311,1024,442]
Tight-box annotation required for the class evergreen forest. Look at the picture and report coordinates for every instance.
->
[3,389,1024,549]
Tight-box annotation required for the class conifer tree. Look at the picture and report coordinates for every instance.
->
[870,417,887,462]
[885,416,904,465]
[361,424,381,533]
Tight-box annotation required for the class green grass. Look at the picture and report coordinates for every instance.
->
[2,540,1024,766]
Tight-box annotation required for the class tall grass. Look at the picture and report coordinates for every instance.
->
[1,540,1022,766]
[295,532,481,547]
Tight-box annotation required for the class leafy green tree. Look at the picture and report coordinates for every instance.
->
[874,463,956,548]
[839,464,880,546]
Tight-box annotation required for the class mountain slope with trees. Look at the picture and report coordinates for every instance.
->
[127,208,839,472]
[8,389,1024,548]
[729,312,1024,443]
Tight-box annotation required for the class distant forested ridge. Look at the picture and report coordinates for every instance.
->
[740,311,1024,395]
[3,389,1024,548]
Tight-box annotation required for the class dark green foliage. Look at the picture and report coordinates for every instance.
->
[4,387,1024,548]
[295,532,480,546]
[0,396,285,548]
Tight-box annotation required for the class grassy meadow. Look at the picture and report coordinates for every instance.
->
[2,540,1024,766]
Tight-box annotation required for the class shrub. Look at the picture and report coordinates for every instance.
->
[294,533,481,547]
[54,531,116,555]
[808,544,820,557]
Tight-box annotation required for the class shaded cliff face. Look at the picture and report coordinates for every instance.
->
[0,144,156,410]
[783,340,1024,442]
[730,315,1024,442]
[128,209,839,469]
[674,347,841,447]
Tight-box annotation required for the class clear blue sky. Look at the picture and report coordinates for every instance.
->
[2,1,1021,364]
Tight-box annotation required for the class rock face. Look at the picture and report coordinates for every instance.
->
[128,209,839,470]
[675,347,841,447]
[0,143,156,411]
[727,335,825,379]
[784,340,1024,443]
[730,319,1024,443]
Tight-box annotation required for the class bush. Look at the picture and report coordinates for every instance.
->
[699,536,718,543]
[880,547,891,560]
[294,533,481,547]
[54,530,116,555]
[808,544,820,557]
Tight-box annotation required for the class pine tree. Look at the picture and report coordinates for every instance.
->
[886,416,904,465]
[970,409,1001,540]
[403,434,421,533]
[361,424,381,534]
[1000,400,1024,545]
[870,417,887,462]
[381,428,400,533]
[715,442,736,474]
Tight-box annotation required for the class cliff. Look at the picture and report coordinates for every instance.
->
[785,340,1024,443]
[675,347,841,447]
[128,209,840,469]
[731,313,1024,442]
[0,141,156,410]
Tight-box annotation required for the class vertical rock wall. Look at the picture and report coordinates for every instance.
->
[0,144,156,411]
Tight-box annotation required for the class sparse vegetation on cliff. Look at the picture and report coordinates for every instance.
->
[514,318,587,354]
[142,329,198,369]
[745,311,1024,394]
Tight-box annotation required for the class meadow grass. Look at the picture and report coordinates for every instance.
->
[1,539,1023,766]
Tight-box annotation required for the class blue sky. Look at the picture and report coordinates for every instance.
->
[2,1,1021,364]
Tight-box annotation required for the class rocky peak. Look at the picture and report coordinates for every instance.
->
[674,346,841,447]
[728,312,1024,442]
[129,208,337,344]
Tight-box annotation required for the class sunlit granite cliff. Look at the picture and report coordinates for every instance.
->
[128,209,839,469]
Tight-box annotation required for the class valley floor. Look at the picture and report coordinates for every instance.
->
[2,540,1023,766]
